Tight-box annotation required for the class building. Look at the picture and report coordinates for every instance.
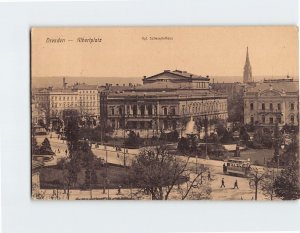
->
[101,70,228,136]
[34,78,101,128]
[243,77,299,127]
[243,47,253,83]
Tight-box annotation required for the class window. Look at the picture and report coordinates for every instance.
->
[140,105,145,116]
[133,105,137,116]
[262,116,265,123]
[291,103,294,110]
[291,115,294,124]
[111,108,114,115]
[250,103,254,110]
[277,103,281,110]
[148,105,153,116]
[170,107,176,115]
[270,103,273,110]
[262,103,265,110]
[277,117,282,124]
[250,116,254,124]
[163,107,168,115]
[269,117,274,124]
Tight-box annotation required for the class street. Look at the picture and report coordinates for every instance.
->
[36,134,267,200]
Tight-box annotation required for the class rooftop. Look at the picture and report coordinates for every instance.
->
[247,81,299,93]
[144,70,210,81]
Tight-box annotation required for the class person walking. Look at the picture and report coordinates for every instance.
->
[233,179,239,189]
[207,170,211,181]
[220,178,225,188]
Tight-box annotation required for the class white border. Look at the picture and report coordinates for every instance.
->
[0,1,299,233]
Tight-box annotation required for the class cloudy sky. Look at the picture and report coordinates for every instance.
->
[32,26,298,84]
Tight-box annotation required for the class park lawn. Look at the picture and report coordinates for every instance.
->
[239,148,275,165]
[39,165,129,189]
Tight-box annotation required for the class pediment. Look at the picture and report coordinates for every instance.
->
[145,72,188,81]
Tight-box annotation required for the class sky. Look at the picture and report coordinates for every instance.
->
[31,27,298,86]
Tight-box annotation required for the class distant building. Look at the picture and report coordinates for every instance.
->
[31,96,46,126]
[34,78,101,127]
[243,47,253,83]
[101,70,228,135]
[243,77,299,127]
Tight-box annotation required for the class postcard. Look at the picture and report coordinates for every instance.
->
[31,27,299,200]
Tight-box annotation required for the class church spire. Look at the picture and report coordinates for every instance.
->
[243,46,253,83]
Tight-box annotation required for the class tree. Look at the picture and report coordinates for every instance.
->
[31,136,39,154]
[248,167,267,200]
[274,163,300,200]
[260,168,276,200]
[239,126,250,142]
[62,157,81,200]
[130,145,208,200]
[64,115,80,152]
[177,137,189,153]
[39,138,54,155]
[85,166,97,199]
[125,130,141,148]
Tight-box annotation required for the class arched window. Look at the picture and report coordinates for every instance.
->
[270,103,273,110]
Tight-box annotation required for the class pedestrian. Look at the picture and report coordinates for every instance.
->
[207,170,211,181]
[223,163,226,173]
[233,179,239,189]
[220,178,225,188]
[117,185,121,195]
[65,149,68,156]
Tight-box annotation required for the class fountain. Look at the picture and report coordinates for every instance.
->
[183,116,199,152]
[184,116,198,136]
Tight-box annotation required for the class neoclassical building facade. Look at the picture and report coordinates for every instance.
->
[34,80,101,126]
[101,70,228,134]
[243,78,299,127]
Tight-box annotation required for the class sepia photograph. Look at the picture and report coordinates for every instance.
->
[31,27,299,200]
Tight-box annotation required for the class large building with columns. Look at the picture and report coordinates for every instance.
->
[243,77,299,127]
[101,70,228,135]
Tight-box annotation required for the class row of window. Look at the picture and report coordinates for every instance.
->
[51,102,97,108]
[182,103,226,114]
[249,102,297,111]
[195,82,208,88]
[50,96,98,101]
[109,105,179,116]
[79,90,97,94]
[250,115,296,124]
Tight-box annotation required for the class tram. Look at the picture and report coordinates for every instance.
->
[224,158,251,177]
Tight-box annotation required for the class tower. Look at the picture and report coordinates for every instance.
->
[243,47,253,83]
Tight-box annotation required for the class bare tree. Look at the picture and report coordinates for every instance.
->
[260,168,276,200]
[130,144,209,200]
[248,167,267,200]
